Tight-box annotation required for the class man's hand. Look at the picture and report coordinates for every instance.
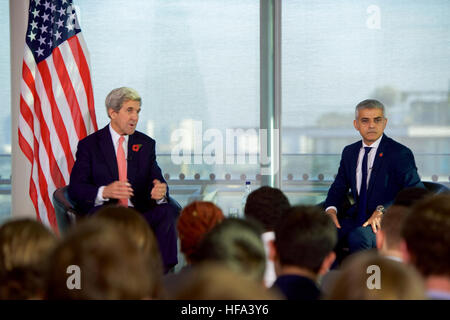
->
[362,210,383,233]
[103,181,134,200]
[151,179,167,201]
[326,209,341,229]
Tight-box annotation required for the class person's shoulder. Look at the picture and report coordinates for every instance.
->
[382,135,412,153]
[77,126,107,146]
[132,130,156,144]
[342,140,361,153]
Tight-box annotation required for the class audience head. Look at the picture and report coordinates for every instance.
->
[393,187,432,207]
[325,250,426,300]
[93,205,164,297]
[193,218,266,284]
[172,262,281,300]
[401,193,450,279]
[0,218,57,299]
[46,219,156,299]
[274,205,337,277]
[177,201,224,263]
[244,186,290,231]
[376,205,409,256]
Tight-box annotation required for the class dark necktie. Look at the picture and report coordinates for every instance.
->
[357,147,372,225]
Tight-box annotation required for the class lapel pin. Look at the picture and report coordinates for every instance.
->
[379,152,383,157]
[132,144,142,152]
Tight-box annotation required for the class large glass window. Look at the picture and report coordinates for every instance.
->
[282,0,450,205]
[77,0,260,215]
[0,1,11,224]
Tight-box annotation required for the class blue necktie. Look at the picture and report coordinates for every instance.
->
[358,147,372,225]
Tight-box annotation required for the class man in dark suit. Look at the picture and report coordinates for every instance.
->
[324,99,424,257]
[68,87,178,273]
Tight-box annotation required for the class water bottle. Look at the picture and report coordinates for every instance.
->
[241,180,252,216]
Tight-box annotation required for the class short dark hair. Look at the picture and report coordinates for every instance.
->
[244,186,290,231]
[275,206,337,273]
[393,187,432,207]
[193,218,266,283]
[402,193,450,277]
[380,205,409,250]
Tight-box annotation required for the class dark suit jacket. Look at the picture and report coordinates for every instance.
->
[68,125,168,215]
[324,134,424,218]
[272,274,321,300]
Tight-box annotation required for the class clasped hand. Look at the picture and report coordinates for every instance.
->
[151,179,167,201]
[103,180,133,200]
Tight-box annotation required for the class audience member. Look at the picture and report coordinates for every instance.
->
[401,193,450,300]
[325,250,426,300]
[92,205,165,298]
[272,205,337,300]
[375,205,410,262]
[45,219,157,299]
[393,186,431,207]
[244,186,290,287]
[172,263,281,300]
[0,218,57,299]
[192,218,266,284]
[176,201,225,265]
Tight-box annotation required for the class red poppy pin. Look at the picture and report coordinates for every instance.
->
[132,144,142,152]
[379,152,383,157]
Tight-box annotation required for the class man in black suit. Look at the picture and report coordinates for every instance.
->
[324,99,423,256]
[68,87,178,272]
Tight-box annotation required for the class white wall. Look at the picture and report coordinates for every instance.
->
[10,0,34,219]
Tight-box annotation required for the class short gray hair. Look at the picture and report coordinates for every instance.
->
[105,87,141,118]
[355,99,385,119]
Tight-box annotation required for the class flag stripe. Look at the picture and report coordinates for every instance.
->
[33,136,53,228]
[52,45,88,140]
[68,35,98,131]
[58,40,93,137]
[18,130,34,164]
[23,59,68,188]
[37,60,75,173]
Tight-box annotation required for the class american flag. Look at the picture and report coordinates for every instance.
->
[18,0,98,230]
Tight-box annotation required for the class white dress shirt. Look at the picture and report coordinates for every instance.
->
[326,135,383,214]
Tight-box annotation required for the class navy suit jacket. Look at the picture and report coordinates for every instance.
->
[324,134,424,218]
[68,125,168,215]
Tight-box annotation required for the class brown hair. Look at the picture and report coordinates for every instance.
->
[172,262,281,300]
[46,219,155,299]
[93,205,164,298]
[0,218,57,299]
[326,250,426,300]
[402,193,450,277]
[380,205,409,250]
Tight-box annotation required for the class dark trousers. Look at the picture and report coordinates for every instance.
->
[142,202,179,273]
[332,216,376,268]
